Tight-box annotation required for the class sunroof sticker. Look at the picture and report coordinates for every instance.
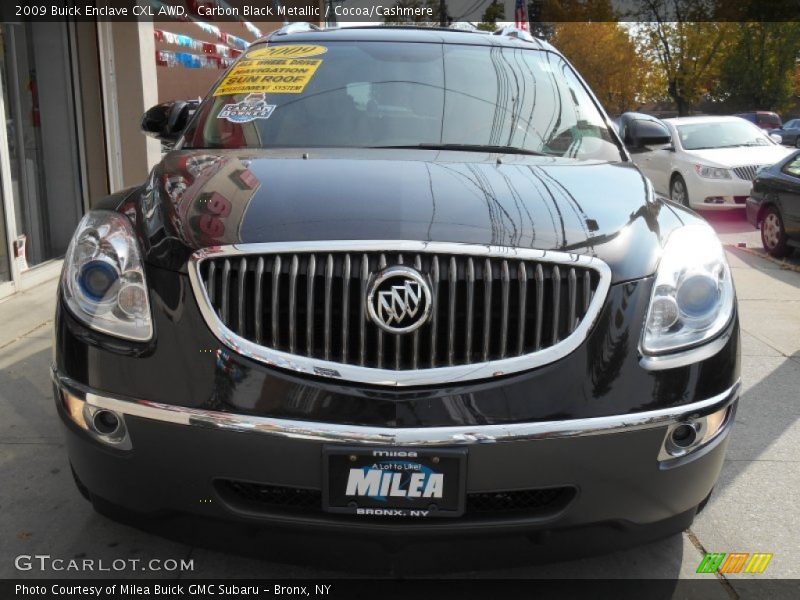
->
[214,51,324,96]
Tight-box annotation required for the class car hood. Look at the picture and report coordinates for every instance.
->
[133,148,690,283]
[684,145,792,167]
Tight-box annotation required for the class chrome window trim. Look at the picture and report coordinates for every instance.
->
[53,370,739,447]
[187,241,612,387]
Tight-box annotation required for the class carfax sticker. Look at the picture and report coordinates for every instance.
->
[217,93,276,122]
[214,57,323,95]
[246,44,327,59]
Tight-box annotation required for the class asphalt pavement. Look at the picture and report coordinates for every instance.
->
[0,210,797,591]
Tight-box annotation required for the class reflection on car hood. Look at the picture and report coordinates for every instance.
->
[684,145,793,167]
[131,148,692,283]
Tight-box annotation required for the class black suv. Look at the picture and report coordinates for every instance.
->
[53,25,739,552]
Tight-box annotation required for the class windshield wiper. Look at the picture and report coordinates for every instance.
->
[692,143,762,150]
[371,143,551,156]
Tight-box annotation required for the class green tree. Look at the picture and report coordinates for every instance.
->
[476,0,504,32]
[635,1,733,115]
[717,23,800,113]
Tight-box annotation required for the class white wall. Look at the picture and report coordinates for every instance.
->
[98,21,161,192]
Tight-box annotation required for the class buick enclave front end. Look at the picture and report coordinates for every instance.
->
[52,26,739,554]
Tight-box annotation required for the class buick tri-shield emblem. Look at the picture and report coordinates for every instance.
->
[367,266,432,334]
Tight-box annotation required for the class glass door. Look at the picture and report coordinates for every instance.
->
[0,21,83,282]
[0,25,16,296]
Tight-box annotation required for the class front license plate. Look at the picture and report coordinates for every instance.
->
[323,446,467,518]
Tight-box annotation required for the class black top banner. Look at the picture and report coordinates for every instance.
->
[2,0,800,24]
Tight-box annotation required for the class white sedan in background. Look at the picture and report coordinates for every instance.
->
[631,116,793,210]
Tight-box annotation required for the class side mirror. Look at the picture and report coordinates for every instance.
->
[141,100,200,147]
[626,119,671,149]
[769,133,783,144]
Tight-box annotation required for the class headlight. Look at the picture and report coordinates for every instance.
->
[642,224,734,355]
[61,210,152,341]
[694,164,731,179]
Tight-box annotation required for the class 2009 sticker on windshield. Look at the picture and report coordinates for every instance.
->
[214,45,326,96]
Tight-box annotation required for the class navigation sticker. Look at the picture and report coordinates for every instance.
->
[217,93,276,122]
[246,45,328,59]
[214,56,323,95]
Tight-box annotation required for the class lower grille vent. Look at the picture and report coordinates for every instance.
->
[216,480,576,519]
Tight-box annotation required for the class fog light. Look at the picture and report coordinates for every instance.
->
[660,404,733,462]
[671,423,698,448]
[92,410,121,435]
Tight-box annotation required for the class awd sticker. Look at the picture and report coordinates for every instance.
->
[218,93,275,123]
[246,44,327,59]
[214,57,323,95]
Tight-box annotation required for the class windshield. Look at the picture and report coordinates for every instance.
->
[182,41,621,161]
[677,120,774,150]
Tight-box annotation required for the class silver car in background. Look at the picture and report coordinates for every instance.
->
[626,115,792,210]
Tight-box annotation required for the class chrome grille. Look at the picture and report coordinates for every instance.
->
[190,242,611,385]
[732,165,764,181]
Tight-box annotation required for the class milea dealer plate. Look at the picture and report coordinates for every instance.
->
[323,446,467,518]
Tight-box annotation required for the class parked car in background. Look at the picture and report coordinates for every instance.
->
[747,150,800,257]
[622,114,792,210]
[775,118,800,148]
[735,111,782,131]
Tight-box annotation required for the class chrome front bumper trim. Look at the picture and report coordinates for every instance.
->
[54,369,740,447]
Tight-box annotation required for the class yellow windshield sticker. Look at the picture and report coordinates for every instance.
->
[214,57,323,95]
[246,45,327,59]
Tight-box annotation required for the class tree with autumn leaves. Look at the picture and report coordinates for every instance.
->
[551,22,663,114]
[551,19,800,116]
[537,1,799,116]
[383,0,800,116]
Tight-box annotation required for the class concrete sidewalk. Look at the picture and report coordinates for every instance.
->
[0,245,797,588]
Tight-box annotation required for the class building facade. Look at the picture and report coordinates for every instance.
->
[0,19,276,300]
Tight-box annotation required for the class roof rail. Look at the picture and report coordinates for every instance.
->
[272,22,321,37]
[449,22,481,32]
[493,25,535,43]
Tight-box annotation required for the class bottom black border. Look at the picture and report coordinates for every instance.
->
[5,579,800,600]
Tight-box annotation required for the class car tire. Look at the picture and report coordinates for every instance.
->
[760,206,792,257]
[795,137,800,149]
[670,174,690,208]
